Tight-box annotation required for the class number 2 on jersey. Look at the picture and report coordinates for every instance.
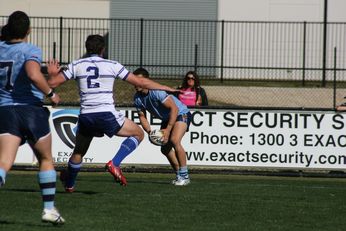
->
[86,66,100,88]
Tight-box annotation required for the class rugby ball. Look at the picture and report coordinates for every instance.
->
[149,129,165,146]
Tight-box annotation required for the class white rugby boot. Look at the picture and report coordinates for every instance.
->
[174,177,191,186]
[41,207,65,225]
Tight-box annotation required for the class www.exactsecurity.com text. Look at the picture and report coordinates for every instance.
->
[186,150,346,167]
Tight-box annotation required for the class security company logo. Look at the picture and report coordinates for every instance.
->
[52,109,79,149]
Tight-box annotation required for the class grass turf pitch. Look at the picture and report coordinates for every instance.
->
[1,171,346,231]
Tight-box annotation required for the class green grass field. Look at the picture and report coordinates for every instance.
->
[1,171,346,231]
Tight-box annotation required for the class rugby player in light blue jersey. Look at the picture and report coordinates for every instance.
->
[0,11,65,225]
[133,68,192,186]
[47,34,178,189]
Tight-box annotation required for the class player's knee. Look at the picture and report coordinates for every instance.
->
[170,137,181,147]
[38,154,54,163]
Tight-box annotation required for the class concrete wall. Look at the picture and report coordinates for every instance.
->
[218,0,346,22]
[1,0,345,22]
[0,0,109,18]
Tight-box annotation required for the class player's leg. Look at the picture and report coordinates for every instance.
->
[0,134,21,187]
[162,147,179,172]
[169,121,190,185]
[61,132,93,192]
[173,113,192,186]
[112,117,143,165]
[25,106,64,225]
[30,134,65,225]
[60,112,100,191]
[27,107,58,211]
[161,144,179,183]
[29,135,56,206]
[106,118,144,185]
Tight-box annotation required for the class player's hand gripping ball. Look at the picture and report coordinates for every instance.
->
[149,129,165,146]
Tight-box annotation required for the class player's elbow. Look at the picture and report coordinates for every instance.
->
[135,77,151,89]
[47,79,57,88]
[48,75,64,88]
[171,106,179,117]
[135,80,147,89]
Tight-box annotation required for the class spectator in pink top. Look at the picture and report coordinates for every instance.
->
[177,71,208,106]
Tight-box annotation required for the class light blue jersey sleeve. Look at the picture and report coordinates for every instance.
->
[0,42,44,106]
[24,45,42,63]
[134,90,189,121]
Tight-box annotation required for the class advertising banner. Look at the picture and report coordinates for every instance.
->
[15,107,346,170]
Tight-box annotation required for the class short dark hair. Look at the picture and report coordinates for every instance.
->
[85,34,105,55]
[133,67,149,78]
[7,11,30,39]
[0,24,9,41]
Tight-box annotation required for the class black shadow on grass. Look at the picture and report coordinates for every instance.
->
[3,187,99,195]
[56,190,99,195]
[2,188,39,193]
[77,178,115,184]
[0,219,64,229]
[128,179,171,185]
[79,177,172,185]
[0,220,14,224]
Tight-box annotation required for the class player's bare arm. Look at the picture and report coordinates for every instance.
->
[138,110,152,134]
[25,60,60,105]
[161,96,179,143]
[126,73,178,92]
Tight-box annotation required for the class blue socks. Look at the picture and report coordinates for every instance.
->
[66,160,82,188]
[179,166,189,179]
[38,170,56,210]
[112,136,139,166]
